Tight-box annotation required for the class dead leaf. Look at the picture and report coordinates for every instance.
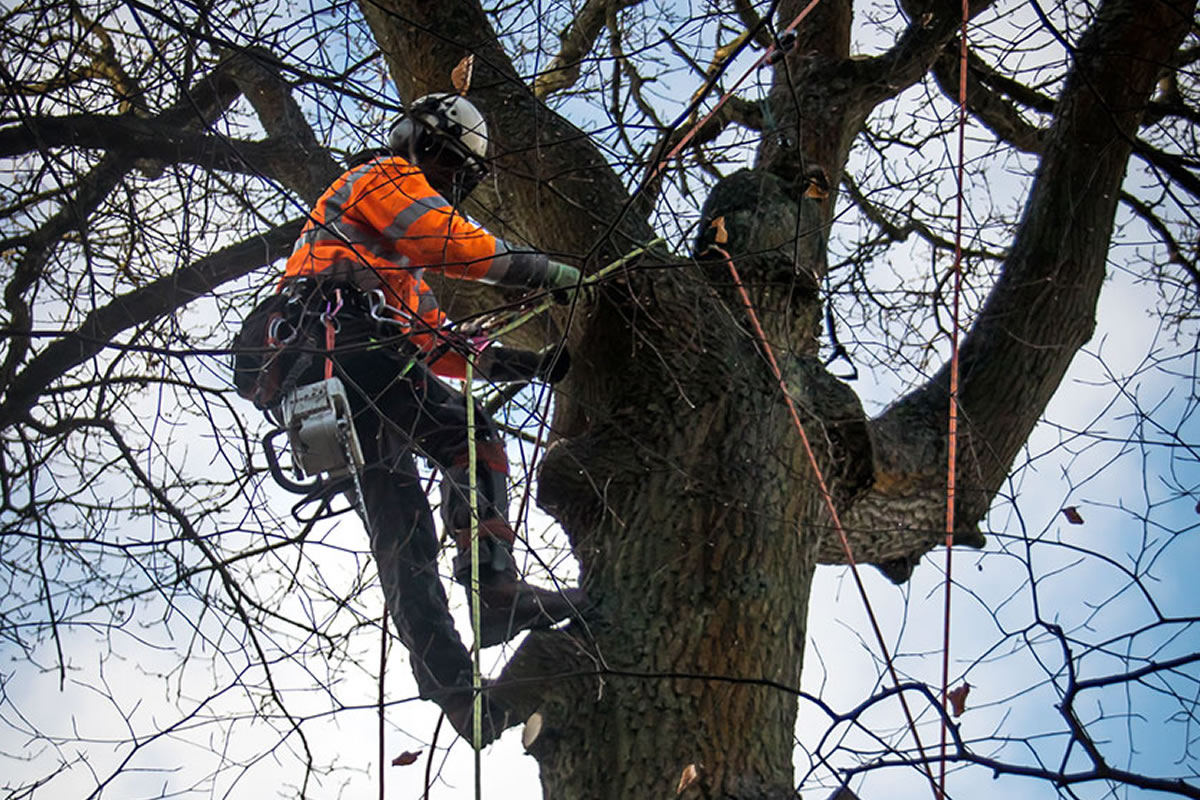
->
[710,216,728,244]
[947,682,971,717]
[676,763,700,795]
[391,750,421,766]
[1061,506,1084,525]
[451,54,475,95]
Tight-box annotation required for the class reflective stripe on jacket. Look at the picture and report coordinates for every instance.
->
[283,155,547,378]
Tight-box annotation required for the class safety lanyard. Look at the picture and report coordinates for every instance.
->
[322,288,343,380]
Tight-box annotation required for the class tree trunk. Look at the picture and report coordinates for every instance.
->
[357,0,1196,796]
[530,265,829,798]
[502,175,870,796]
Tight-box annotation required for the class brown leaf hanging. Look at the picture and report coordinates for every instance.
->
[947,682,971,717]
[451,53,475,95]
[711,216,728,244]
[1061,506,1084,525]
[676,763,700,794]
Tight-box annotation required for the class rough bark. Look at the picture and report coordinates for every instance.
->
[351,0,1196,796]
[520,256,835,798]
[3,0,1194,794]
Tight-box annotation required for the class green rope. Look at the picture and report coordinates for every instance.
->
[458,236,662,795]
[464,357,483,797]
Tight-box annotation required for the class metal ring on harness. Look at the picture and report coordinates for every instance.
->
[267,316,297,348]
[367,289,411,327]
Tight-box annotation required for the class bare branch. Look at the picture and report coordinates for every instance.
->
[1121,190,1200,295]
[0,115,332,189]
[847,0,1001,112]
[841,173,1006,262]
[219,46,342,204]
[849,0,1199,575]
[0,219,302,428]
[933,46,1047,154]
[534,0,646,99]
[732,0,773,51]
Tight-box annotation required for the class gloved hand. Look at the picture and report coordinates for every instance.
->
[543,260,581,305]
[534,344,570,384]
[477,345,571,384]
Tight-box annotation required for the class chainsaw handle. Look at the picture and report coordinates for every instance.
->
[292,482,360,525]
[262,426,324,495]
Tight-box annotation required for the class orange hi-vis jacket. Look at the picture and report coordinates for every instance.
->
[283,154,549,379]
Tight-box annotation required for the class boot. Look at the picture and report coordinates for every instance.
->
[454,522,589,647]
[443,682,511,747]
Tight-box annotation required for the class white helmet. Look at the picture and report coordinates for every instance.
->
[389,93,489,200]
[389,93,488,163]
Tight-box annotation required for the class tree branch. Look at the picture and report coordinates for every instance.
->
[732,0,773,51]
[534,0,646,99]
[0,115,331,190]
[219,46,342,204]
[1121,190,1200,295]
[848,0,1000,113]
[0,219,302,429]
[757,0,998,199]
[833,0,1199,580]
[0,153,133,395]
[841,173,1006,261]
[932,46,1047,154]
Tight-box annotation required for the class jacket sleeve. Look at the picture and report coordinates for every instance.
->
[425,349,470,381]
[353,157,552,289]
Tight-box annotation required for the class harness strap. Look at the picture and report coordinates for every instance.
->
[324,319,336,380]
[323,288,343,381]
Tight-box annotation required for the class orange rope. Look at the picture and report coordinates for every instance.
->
[939,1,970,796]
[323,288,342,381]
[324,320,335,381]
[713,246,938,794]
[652,0,949,788]
[593,0,961,788]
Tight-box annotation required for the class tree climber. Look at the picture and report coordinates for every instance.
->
[234,93,588,730]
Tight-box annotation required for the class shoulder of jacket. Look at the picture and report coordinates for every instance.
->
[343,150,419,174]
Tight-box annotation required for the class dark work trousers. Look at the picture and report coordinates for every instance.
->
[303,311,510,701]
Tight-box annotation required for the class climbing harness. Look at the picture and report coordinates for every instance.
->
[243,238,663,532]
[235,280,379,522]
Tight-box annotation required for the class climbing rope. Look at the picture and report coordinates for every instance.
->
[464,356,483,797]
[712,244,939,794]
[940,1,971,796]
